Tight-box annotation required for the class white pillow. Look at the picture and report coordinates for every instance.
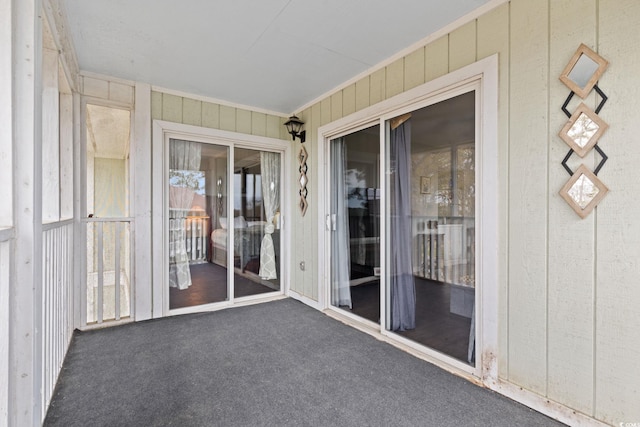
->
[219,217,228,229]
[234,216,247,228]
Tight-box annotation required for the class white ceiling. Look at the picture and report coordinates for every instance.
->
[61,0,492,114]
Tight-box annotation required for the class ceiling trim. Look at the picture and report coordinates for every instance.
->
[151,85,290,118]
[80,70,137,87]
[293,0,508,114]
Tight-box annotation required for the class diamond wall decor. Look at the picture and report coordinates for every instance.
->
[298,145,308,216]
[558,44,610,218]
[559,165,608,219]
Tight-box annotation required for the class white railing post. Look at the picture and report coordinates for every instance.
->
[96,222,104,323]
[114,222,121,321]
[83,218,133,328]
[41,220,75,415]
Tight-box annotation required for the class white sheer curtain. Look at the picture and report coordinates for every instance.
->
[331,138,352,308]
[259,151,280,280]
[169,139,202,290]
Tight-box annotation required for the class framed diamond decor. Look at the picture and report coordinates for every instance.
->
[558,44,610,219]
[558,102,608,158]
[559,165,609,219]
[298,146,308,216]
[559,43,609,99]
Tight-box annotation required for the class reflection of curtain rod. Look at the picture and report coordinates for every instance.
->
[390,113,411,130]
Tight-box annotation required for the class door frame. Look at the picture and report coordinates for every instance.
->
[317,55,498,381]
[151,120,292,318]
[79,96,136,329]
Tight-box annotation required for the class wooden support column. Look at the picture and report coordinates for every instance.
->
[11,0,43,425]
[133,83,152,320]
[42,46,60,222]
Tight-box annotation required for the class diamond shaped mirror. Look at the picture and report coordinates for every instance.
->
[558,103,608,157]
[559,165,608,218]
[560,44,608,98]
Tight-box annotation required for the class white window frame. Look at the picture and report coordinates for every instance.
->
[317,55,498,382]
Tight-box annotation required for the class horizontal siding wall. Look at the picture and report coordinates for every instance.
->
[151,91,289,140]
[294,0,640,424]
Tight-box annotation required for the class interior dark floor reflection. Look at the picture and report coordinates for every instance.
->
[344,277,473,365]
[169,262,276,310]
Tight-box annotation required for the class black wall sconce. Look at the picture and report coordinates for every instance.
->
[284,115,309,215]
[284,115,306,143]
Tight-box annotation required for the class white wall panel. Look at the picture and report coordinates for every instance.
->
[476,1,510,379]
[595,0,640,423]
[0,0,12,227]
[547,0,597,415]
[506,0,549,395]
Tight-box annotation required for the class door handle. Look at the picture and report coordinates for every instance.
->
[325,214,337,231]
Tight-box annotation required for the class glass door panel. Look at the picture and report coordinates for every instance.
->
[385,91,476,366]
[329,125,381,323]
[233,148,281,297]
[169,139,229,309]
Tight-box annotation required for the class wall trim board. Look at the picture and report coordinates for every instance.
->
[287,290,322,311]
[488,379,610,427]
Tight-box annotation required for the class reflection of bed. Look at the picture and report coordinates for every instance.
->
[211,217,267,271]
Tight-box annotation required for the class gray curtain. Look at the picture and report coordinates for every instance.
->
[389,121,416,330]
[330,138,352,308]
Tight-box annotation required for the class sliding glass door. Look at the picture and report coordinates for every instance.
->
[168,140,229,309]
[385,91,476,365]
[327,90,477,367]
[329,125,381,324]
[232,148,281,297]
[168,139,282,311]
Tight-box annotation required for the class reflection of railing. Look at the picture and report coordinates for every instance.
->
[84,218,132,325]
[186,216,208,262]
[413,217,475,286]
[42,219,74,413]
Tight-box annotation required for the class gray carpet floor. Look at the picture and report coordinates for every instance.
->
[44,298,565,427]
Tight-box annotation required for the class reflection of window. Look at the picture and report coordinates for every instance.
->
[169,170,205,214]
[425,144,474,218]
[234,166,264,220]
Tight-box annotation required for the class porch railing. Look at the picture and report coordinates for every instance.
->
[0,227,12,426]
[42,219,75,413]
[84,218,133,326]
